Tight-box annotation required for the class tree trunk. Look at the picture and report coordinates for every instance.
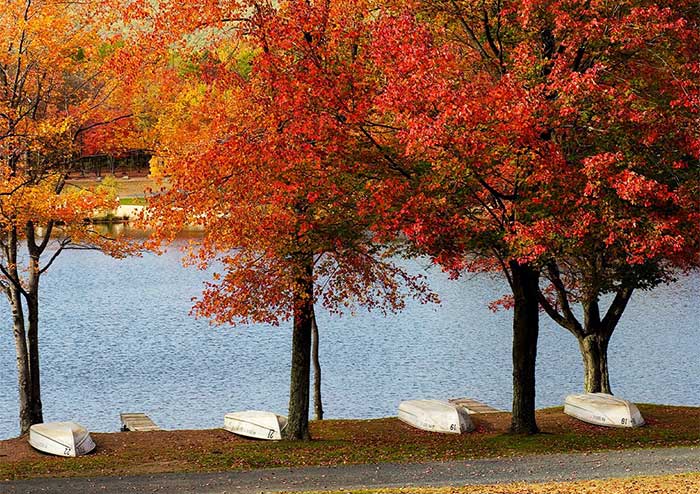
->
[9,286,32,435]
[540,262,633,397]
[25,226,44,425]
[283,258,314,441]
[311,308,323,421]
[509,261,540,434]
[5,226,35,435]
[578,333,612,394]
[26,290,43,425]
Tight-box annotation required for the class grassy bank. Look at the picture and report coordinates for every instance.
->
[1,405,698,481]
[65,176,157,198]
[118,197,147,206]
[289,473,700,494]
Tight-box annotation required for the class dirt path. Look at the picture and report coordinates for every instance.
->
[1,446,698,494]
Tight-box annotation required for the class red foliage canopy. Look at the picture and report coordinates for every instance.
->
[365,0,699,285]
[137,0,437,325]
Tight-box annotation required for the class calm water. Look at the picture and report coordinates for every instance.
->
[1,246,698,439]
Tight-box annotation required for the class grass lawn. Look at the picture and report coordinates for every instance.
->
[1,405,698,481]
[118,197,147,206]
[287,473,700,494]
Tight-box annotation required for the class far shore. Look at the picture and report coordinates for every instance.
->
[66,175,158,198]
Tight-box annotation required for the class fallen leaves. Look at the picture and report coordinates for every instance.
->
[291,473,700,494]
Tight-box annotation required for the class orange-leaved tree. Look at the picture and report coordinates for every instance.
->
[132,0,436,440]
[0,0,135,434]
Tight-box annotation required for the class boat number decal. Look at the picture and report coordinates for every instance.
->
[620,418,627,425]
[64,447,72,456]
[268,430,274,439]
[449,424,457,431]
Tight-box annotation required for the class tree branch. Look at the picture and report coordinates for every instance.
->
[38,238,70,275]
[601,286,634,337]
[538,289,581,337]
[358,125,412,179]
[545,260,583,334]
[73,114,133,140]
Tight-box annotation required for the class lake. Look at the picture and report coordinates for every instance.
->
[1,244,698,439]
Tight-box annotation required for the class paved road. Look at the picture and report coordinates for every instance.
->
[1,447,698,494]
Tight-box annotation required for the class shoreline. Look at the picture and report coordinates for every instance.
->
[1,405,698,482]
[3,401,698,442]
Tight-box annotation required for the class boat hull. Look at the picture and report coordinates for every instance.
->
[564,393,645,428]
[29,421,96,457]
[398,399,474,434]
[224,410,288,440]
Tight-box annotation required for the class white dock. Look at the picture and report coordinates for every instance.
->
[120,412,161,432]
[449,398,505,414]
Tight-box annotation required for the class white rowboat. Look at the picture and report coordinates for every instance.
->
[398,399,474,434]
[28,421,96,457]
[564,393,645,428]
[223,411,288,440]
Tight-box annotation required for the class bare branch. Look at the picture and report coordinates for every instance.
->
[38,238,70,275]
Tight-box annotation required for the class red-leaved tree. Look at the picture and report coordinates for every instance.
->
[367,0,699,433]
[134,0,436,440]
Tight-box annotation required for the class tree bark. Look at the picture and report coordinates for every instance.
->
[26,290,43,425]
[283,257,314,441]
[311,307,323,421]
[576,287,631,394]
[4,226,35,435]
[24,236,43,425]
[509,261,540,434]
[9,285,32,435]
[578,333,612,394]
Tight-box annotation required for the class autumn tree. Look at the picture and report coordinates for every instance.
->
[534,0,700,393]
[0,0,133,434]
[368,2,553,434]
[367,0,699,431]
[123,0,699,439]
[135,0,435,440]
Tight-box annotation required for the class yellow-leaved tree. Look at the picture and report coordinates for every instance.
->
[0,0,135,434]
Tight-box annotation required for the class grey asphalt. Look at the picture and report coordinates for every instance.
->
[1,446,698,494]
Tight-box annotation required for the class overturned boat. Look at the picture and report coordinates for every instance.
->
[28,421,96,457]
[398,399,474,434]
[224,410,288,440]
[564,393,645,428]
